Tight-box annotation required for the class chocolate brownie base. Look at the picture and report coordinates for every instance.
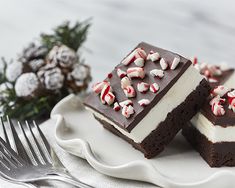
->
[182,124,235,167]
[94,79,210,158]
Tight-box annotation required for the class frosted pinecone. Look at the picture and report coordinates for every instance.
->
[19,43,47,63]
[18,43,47,72]
[28,59,46,72]
[37,64,64,90]
[15,73,40,98]
[47,45,77,68]
[6,61,31,82]
[67,63,91,92]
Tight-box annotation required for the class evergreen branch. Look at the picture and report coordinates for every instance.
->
[40,19,91,52]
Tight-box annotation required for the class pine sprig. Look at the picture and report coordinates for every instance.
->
[40,20,91,52]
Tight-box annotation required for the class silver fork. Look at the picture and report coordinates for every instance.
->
[0,116,37,188]
[0,116,93,188]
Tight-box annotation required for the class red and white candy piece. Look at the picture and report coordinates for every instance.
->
[208,78,218,83]
[192,57,198,65]
[160,58,168,70]
[207,65,222,77]
[121,51,136,66]
[113,102,121,111]
[150,83,160,93]
[92,81,109,94]
[100,84,112,104]
[137,82,149,93]
[209,95,225,106]
[135,48,147,59]
[117,68,126,78]
[170,56,180,70]
[150,69,164,79]
[127,67,145,79]
[104,92,115,105]
[147,51,160,62]
[119,100,133,107]
[122,105,135,118]
[138,99,150,107]
[123,85,136,98]
[209,95,225,116]
[211,103,225,116]
[121,76,131,89]
[121,48,147,66]
[227,90,235,112]
[211,85,230,97]
[134,58,145,67]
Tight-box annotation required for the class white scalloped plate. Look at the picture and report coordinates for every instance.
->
[52,94,235,188]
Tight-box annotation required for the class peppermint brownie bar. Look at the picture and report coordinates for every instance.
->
[183,62,235,167]
[84,42,210,158]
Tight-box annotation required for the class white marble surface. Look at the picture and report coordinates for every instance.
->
[0,0,235,187]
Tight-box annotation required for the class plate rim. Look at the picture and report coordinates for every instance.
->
[51,94,235,188]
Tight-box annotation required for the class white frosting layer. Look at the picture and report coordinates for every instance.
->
[191,71,235,143]
[191,114,235,143]
[87,65,204,143]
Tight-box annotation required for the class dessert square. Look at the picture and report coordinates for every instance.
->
[84,42,210,158]
[182,62,235,167]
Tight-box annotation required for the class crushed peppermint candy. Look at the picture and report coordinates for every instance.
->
[122,105,135,118]
[209,95,225,106]
[227,90,235,112]
[121,76,132,89]
[119,100,133,107]
[92,81,109,94]
[104,92,115,105]
[211,102,225,116]
[100,84,112,104]
[15,73,39,97]
[209,95,226,116]
[113,102,121,111]
[117,68,126,78]
[121,48,147,66]
[171,56,180,70]
[137,82,149,93]
[150,69,164,79]
[211,85,230,97]
[138,99,150,107]
[127,67,145,79]
[160,58,168,70]
[150,83,160,93]
[147,51,160,62]
[209,92,232,116]
[134,57,145,67]
[107,73,113,79]
[123,85,136,98]
[208,78,218,83]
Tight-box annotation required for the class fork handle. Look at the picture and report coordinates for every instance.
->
[44,175,93,188]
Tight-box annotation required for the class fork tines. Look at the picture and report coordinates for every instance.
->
[0,116,52,167]
[0,137,24,172]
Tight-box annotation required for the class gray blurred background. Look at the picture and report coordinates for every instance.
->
[0,0,235,83]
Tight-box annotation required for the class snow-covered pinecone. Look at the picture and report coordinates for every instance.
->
[47,45,78,69]
[15,72,41,98]
[5,61,31,82]
[37,63,65,91]
[19,43,47,72]
[19,43,48,63]
[66,63,91,92]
